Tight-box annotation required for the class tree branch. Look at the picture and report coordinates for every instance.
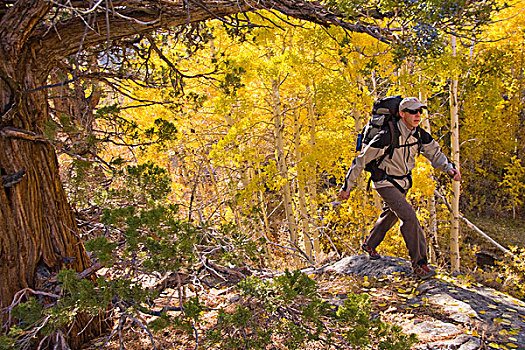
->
[33,0,394,60]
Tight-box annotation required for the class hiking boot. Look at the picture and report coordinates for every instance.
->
[413,264,436,280]
[361,243,381,260]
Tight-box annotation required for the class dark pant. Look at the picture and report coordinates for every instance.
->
[365,186,428,268]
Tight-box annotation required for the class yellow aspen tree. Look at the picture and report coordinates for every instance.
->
[305,84,321,255]
[449,34,461,272]
[294,107,314,262]
[419,89,439,264]
[355,79,372,241]
[368,73,384,212]
[272,78,300,266]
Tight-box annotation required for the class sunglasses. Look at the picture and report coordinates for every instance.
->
[403,108,424,115]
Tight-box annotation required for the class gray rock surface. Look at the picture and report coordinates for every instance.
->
[321,254,412,278]
[309,255,525,350]
[415,334,481,350]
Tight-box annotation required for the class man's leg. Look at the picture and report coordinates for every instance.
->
[374,186,428,268]
[365,202,399,250]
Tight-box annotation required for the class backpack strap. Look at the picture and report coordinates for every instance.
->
[389,126,421,152]
[414,126,422,154]
[386,120,399,160]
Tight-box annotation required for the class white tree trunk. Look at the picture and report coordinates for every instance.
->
[294,108,314,262]
[306,85,320,254]
[449,35,461,272]
[419,90,440,264]
[354,100,369,241]
[272,78,300,265]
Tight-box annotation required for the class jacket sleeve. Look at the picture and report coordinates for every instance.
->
[341,133,387,191]
[419,129,454,172]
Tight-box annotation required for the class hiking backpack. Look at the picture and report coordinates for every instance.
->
[356,95,403,154]
[356,95,422,191]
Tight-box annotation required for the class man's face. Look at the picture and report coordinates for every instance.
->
[400,108,423,130]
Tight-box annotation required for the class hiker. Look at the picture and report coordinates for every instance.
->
[339,97,461,279]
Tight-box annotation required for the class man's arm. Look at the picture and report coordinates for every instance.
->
[339,134,386,200]
[420,129,461,181]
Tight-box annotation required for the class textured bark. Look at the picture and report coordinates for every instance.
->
[0,75,102,348]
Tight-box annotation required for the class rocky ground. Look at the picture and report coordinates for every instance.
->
[307,255,525,350]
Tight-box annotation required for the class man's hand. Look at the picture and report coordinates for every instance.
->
[447,168,461,181]
[339,190,351,201]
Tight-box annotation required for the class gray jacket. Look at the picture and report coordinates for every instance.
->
[343,120,454,192]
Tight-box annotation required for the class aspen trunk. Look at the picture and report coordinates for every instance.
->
[449,35,461,272]
[272,79,299,265]
[368,73,383,210]
[294,108,314,262]
[419,91,440,264]
[354,91,369,242]
[306,85,320,254]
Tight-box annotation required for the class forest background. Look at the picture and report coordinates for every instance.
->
[1,0,525,349]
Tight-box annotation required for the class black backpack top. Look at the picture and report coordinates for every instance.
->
[356,95,403,152]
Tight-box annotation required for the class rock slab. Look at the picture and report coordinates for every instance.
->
[312,255,525,350]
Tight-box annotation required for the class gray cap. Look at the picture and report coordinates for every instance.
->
[399,97,427,111]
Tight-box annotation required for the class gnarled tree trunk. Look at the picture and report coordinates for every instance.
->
[0,53,102,348]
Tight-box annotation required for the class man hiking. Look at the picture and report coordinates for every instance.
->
[339,97,461,279]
